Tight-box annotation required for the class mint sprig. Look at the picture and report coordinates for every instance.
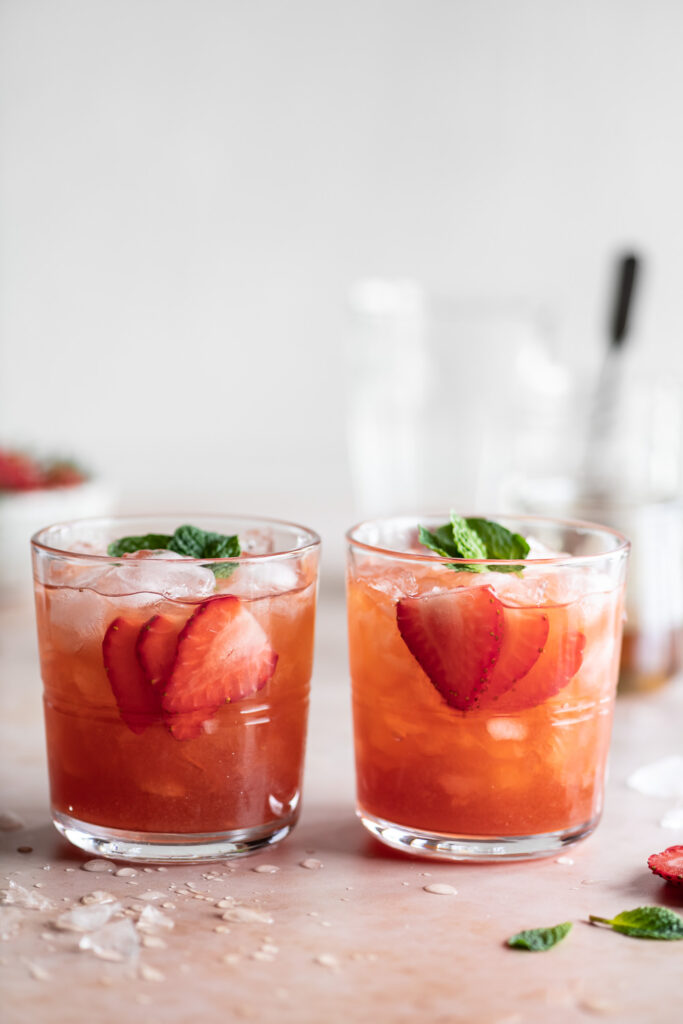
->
[108,524,241,578]
[106,533,173,556]
[507,921,572,951]
[589,906,683,940]
[419,514,530,573]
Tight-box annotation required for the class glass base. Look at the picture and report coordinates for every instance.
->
[359,809,599,862]
[53,810,297,864]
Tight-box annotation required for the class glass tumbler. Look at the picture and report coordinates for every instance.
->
[32,515,320,862]
[346,515,629,860]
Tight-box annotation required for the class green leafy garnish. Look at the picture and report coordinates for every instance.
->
[589,906,683,940]
[419,514,530,573]
[507,921,572,951]
[107,525,241,578]
[107,534,173,557]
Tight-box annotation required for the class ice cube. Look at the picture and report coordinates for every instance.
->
[1,881,56,911]
[95,550,215,600]
[78,918,140,962]
[55,901,122,932]
[224,559,299,598]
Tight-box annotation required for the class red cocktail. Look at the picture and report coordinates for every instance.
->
[32,516,320,862]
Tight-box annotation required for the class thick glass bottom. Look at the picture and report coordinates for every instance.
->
[53,809,297,864]
[359,809,599,862]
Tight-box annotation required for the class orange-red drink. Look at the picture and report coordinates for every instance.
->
[347,515,629,860]
[32,516,320,862]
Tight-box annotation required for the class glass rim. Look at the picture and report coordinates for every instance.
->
[31,513,321,564]
[345,512,630,567]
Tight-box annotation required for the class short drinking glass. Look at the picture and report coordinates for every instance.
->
[32,515,320,862]
[346,515,629,860]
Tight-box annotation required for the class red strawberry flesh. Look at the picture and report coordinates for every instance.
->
[481,608,585,712]
[102,617,163,733]
[648,845,683,887]
[162,595,278,740]
[396,586,504,710]
[137,614,180,687]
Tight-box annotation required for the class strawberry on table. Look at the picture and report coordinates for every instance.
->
[102,618,163,733]
[162,595,278,740]
[648,846,683,887]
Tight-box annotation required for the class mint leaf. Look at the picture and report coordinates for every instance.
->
[418,514,529,574]
[107,524,241,578]
[466,518,530,560]
[107,534,172,557]
[167,525,207,558]
[202,533,241,578]
[418,524,461,559]
[589,906,683,940]
[507,921,572,951]
[450,514,488,560]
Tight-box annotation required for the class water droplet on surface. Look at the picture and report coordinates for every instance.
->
[222,906,274,925]
[82,859,115,874]
[300,858,323,870]
[252,864,279,874]
[115,868,137,878]
[139,964,165,982]
[314,953,339,968]
[27,962,51,982]
[555,856,574,865]
[81,891,117,905]
[423,883,457,896]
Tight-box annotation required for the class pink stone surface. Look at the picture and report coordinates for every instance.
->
[1,594,682,1023]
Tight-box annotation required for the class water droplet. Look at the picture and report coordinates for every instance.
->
[314,953,339,968]
[139,964,165,982]
[252,864,279,874]
[115,867,137,878]
[82,859,115,874]
[423,883,457,896]
[300,858,323,870]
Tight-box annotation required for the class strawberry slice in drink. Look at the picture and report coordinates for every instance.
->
[396,586,505,710]
[102,618,164,733]
[479,603,585,712]
[137,614,180,687]
[162,595,278,740]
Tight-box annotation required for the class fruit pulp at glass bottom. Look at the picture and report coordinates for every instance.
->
[348,572,624,837]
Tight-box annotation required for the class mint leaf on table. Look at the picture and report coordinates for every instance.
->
[108,525,241,578]
[506,922,572,951]
[418,514,529,574]
[589,906,683,940]
[107,534,172,557]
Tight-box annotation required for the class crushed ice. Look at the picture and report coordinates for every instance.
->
[1,881,56,911]
[136,905,174,933]
[55,901,122,932]
[627,756,683,799]
[79,918,140,962]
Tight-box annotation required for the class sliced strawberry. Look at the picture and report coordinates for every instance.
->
[648,845,683,887]
[480,606,585,712]
[137,614,180,686]
[102,618,163,733]
[481,605,550,705]
[396,586,504,710]
[162,596,278,740]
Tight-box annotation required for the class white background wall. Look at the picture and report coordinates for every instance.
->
[1,0,682,565]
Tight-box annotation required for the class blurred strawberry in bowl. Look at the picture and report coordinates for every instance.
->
[0,446,114,599]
